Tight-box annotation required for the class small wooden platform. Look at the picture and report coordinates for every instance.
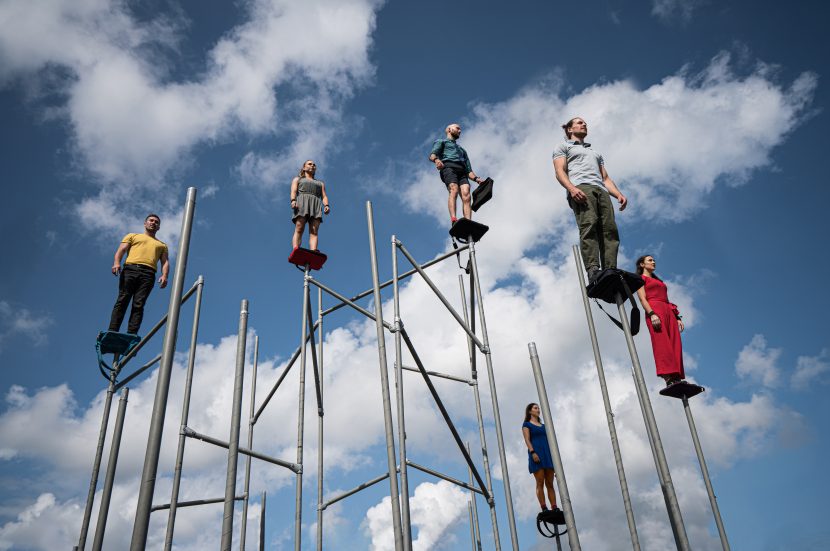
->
[288,247,328,270]
[449,218,489,242]
[659,381,705,400]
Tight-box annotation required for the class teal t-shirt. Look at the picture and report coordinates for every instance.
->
[431,138,473,173]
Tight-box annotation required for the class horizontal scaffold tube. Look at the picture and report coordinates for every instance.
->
[150,495,244,512]
[400,364,473,385]
[320,472,391,510]
[406,459,485,495]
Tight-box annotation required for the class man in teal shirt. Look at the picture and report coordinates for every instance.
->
[429,123,484,223]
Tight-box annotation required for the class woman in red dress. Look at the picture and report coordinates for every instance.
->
[635,255,685,385]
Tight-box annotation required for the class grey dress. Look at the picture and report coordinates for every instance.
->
[292,177,324,223]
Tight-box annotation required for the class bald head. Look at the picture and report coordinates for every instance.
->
[445,123,461,140]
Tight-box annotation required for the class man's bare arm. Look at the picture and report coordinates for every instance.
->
[158,251,169,288]
[112,243,130,275]
[600,165,627,210]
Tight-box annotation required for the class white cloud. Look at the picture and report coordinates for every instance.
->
[364,481,469,551]
[735,334,781,387]
[0,0,382,237]
[0,301,53,352]
[792,349,830,390]
[651,0,706,22]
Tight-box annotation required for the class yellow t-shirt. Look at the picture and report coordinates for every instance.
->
[123,233,168,271]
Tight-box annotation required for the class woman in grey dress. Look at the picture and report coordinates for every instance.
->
[290,159,330,250]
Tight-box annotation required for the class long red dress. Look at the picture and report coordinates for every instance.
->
[642,275,684,379]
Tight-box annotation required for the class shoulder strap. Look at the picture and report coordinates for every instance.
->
[594,273,641,335]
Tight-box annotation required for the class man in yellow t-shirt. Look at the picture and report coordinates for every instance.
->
[107,214,170,335]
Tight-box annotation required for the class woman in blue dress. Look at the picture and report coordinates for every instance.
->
[522,403,558,512]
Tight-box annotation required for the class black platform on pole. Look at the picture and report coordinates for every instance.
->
[659,381,705,399]
[471,178,494,212]
[586,268,644,303]
[288,247,328,270]
[449,219,489,242]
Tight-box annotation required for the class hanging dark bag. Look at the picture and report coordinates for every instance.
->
[586,268,644,335]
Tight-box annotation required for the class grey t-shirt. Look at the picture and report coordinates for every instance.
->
[552,141,605,190]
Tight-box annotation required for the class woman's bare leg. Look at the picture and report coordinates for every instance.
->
[308,218,321,250]
[544,469,557,509]
[293,218,306,249]
[533,470,546,509]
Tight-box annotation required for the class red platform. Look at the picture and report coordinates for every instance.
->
[288,247,328,270]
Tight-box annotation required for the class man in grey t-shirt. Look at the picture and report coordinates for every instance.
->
[552,117,628,282]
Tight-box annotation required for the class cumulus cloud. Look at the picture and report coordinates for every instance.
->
[651,0,707,22]
[0,300,53,352]
[792,349,830,390]
[735,334,781,387]
[364,481,469,551]
[0,0,382,236]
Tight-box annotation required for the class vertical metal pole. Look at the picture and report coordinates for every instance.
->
[130,186,197,550]
[466,442,482,551]
[527,342,582,551]
[77,375,116,550]
[467,501,475,551]
[164,275,205,550]
[460,274,501,551]
[366,201,404,550]
[295,267,311,551]
[316,289,325,551]
[240,335,260,551]
[259,492,266,551]
[614,292,690,551]
[221,300,249,550]
[572,247,641,550]
[90,387,129,551]
[682,397,730,550]
[391,235,413,549]
[468,239,519,551]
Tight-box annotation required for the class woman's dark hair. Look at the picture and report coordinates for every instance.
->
[635,254,662,281]
[524,403,538,422]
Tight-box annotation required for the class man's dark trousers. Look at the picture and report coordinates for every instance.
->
[569,183,620,271]
[108,264,156,334]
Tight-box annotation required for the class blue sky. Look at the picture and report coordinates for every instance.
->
[0,0,827,549]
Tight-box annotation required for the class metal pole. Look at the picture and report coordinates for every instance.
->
[391,235,413,549]
[77,374,116,550]
[316,289,325,551]
[295,267,311,551]
[614,292,690,551]
[221,300,249,550]
[164,275,205,550]
[528,342,582,551]
[466,442,482,551]
[90,387,129,551]
[572,247,641,550]
[259,492,266,551]
[468,501,476,551]
[366,201,404,550]
[240,335,259,551]
[468,239,519,550]
[130,186,197,550]
[460,275,500,550]
[682,397,730,550]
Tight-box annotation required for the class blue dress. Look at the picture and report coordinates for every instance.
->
[523,421,555,473]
